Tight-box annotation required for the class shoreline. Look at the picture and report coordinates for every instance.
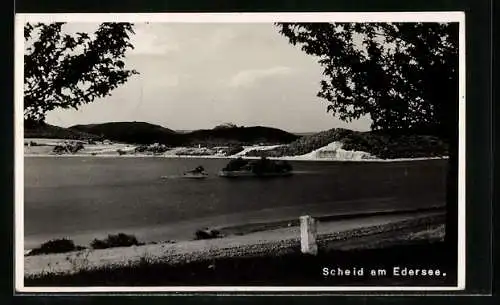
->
[23,153,449,163]
[24,204,445,252]
[23,137,449,163]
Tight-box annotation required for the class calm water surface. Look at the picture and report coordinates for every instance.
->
[24,157,447,249]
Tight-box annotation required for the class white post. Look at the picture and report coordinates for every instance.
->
[300,215,318,255]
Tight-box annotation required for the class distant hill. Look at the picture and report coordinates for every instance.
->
[184,126,299,146]
[24,122,99,140]
[65,122,299,146]
[293,132,319,137]
[69,122,183,145]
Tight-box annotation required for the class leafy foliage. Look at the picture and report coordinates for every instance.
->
[275,22,459,138]
[24,22,139,122]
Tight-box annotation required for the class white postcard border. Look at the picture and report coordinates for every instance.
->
[14,11,466,293]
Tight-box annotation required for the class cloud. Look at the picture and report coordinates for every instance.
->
[128,25,180,55]
[127,24,236,57]
[207,28,237,49]
[146,74,181,88]
[57,23,178,56]
[228,66,293,88]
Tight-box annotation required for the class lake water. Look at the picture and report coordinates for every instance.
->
[23,157,447,249]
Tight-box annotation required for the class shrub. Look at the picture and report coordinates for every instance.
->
[70,142,84,153]
[89,239,108,250]
[195,228,222,240]
[134,145,148,153]
[134,143,169,154]
[90,233,142,249]
[53,145,67,154]
[29,238,84,255]
[52,142,85,154]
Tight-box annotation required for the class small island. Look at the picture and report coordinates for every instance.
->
[218,157,293,178]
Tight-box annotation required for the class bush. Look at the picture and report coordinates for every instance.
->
[29,238,84,256]
[134,143,169,154]
[90,233,142,249]
[52,142,85,154]
[134,145,148,153]
[195,228,222,240]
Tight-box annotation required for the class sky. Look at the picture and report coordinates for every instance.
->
[43,22,372,133]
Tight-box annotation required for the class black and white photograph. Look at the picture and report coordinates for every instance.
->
[15,13,465,292]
